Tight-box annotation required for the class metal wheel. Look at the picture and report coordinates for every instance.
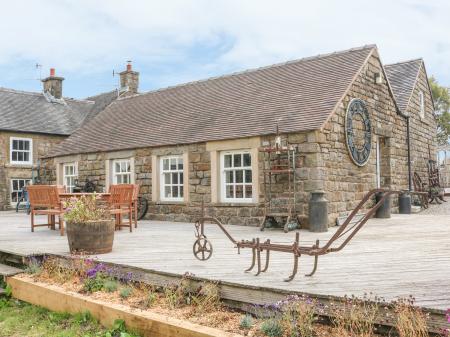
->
[137,196,148,220]
[193,237,213,261]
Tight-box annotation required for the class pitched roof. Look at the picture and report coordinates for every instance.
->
[47,45,376,157]
[0,88,118,136]
[384,59,423,113]
[83,90,119,123]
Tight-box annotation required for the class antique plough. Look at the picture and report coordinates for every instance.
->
[193,189,401,281]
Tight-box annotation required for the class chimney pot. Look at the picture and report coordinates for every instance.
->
[126,62,132,72]
[50,68,55,77]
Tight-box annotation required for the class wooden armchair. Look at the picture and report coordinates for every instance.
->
[27,185,65,236]
[109,184,134,232]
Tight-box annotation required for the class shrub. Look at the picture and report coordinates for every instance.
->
[393,297,428,337]
[103,280,118,293]
[192,282,220,313]
[64,195,110,223]
[25,257,42,275]
[240,314,253,329]
[331,295,379,337]
[164,286,180,309]
[260,318,284,337]
[120,287,133,299]
[279,295,316,337]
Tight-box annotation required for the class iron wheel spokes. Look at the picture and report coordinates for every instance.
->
[193,237,213,261]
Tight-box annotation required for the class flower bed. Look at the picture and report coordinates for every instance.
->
[7,256,443,337]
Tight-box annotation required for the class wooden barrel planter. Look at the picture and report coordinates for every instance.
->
[66,220,115,254]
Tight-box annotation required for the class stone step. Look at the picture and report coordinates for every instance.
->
[0,263,23,277]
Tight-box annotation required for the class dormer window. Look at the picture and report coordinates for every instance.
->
[419,91,425,119]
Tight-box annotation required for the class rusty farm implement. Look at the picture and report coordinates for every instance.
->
[193,189,401,281]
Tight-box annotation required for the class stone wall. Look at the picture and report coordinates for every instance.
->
[0,131,65,210]
[408,64,437,180]
[320,52,411,223]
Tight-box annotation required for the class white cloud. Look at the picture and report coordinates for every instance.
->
[0,0,449,93]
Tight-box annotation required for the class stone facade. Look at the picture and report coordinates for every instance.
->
[408,65,436,179]
[0,131,65,210]
[38,53,437,227]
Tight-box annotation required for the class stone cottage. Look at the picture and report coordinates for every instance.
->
[0,64,139,210]
[40,45,437,226]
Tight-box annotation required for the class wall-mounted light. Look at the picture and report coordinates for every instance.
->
[374,72,383,84]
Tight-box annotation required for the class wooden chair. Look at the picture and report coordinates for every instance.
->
[131,184,140,228]
[413,172,429,208]
[109,184,134,232]
[27,185,65,236]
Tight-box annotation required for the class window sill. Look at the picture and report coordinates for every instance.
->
[212,202,259,207]
[5,163,33,169]
[154,201,186,206]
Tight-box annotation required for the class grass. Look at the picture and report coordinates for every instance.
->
[0,298,139,337]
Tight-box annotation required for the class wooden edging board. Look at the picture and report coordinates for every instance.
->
[7,276,243,337]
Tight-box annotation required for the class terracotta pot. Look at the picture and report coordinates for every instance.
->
[66,220,115,254]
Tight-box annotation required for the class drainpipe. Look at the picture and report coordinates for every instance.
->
[406,117,412,191]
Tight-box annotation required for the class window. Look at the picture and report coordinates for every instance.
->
[160,156,184,201]
[10,179,31,205]
[221,151,253,202]
[419,91,425,119]
[63,163,78,193]
[113,159,131,184]
[10,137,32,165]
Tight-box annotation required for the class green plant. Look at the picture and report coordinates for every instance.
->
[64,194,110,223]
[240,314,253,329]
[83,275,106,293]
[164,286,179,309]
[103,279,118,293]
[120,287,133,299]
[73,310,95,325]
[103,318,140,337]
[4,284,12,297]
[260,318,284,337]
[25,257,42,275]
[144,292,157,308]
[393,297,429,337]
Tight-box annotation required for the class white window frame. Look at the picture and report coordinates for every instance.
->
[160,155,184,202]
[113,159,132,184]
[10,178,32,206]
[10,137,33,165]
[220,150,253,203]
[63,162,78,193]
[419,90,425,119]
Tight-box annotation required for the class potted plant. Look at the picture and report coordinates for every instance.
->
[64,195,114,254]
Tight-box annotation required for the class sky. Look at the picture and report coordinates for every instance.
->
[0,0,449,99]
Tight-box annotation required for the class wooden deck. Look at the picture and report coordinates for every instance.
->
[0,211,449,311]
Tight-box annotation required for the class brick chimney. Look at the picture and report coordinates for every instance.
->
[42,68,64,99]
[119,61,139,94]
